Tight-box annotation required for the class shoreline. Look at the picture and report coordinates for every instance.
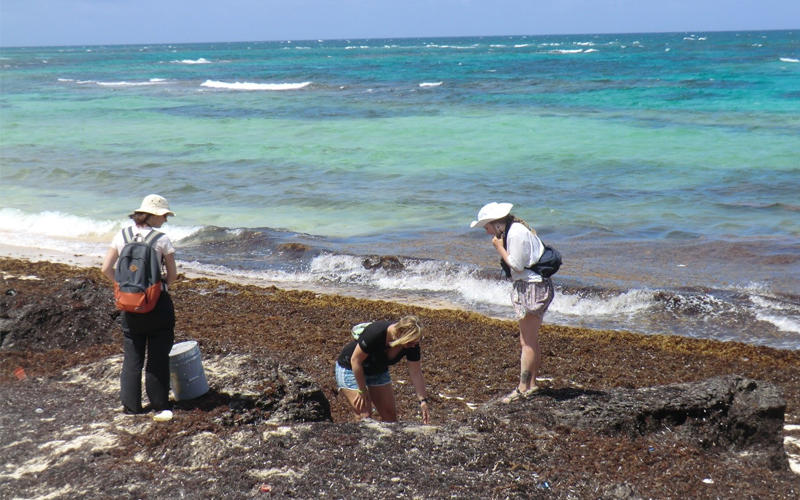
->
[2,246,800,423]
[2,249,798,413]
[2,254,800,495]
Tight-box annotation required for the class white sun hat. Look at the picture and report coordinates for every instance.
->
[470,202,513,228]
[134,194,175,216]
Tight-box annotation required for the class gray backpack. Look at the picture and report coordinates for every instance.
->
[114,227,164,313]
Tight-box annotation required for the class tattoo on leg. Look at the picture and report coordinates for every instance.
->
[520,370,532,386]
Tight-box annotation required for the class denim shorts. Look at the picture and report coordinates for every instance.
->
[335,362,391,390]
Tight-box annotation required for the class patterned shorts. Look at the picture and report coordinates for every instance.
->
[511,279,554,320]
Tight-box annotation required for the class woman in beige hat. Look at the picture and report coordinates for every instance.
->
[471,202,554,403]
[101,194,177,415]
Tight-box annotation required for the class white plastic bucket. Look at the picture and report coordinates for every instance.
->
[169,340,209,401]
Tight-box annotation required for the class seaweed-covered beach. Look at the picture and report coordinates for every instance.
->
[1,256,799,498]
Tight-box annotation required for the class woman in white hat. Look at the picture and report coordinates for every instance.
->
[471,202,554,403]
[101,194,177,415]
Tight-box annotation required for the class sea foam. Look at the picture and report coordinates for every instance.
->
[200,80,311,91]
[173,58,211,64]
[81,78,168,87]
[0,208,200,250]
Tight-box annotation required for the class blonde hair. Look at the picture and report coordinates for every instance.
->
[389,315,422,347]
[499,214,537,236]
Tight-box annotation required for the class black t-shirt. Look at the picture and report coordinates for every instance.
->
[336,320,421,375]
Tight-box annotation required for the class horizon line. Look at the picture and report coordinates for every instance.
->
[1,27,796,50]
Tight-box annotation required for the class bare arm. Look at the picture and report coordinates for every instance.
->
[407,360,430,424]
[163,252,177,287]
[100,247,118,282]
[350,344,371,413]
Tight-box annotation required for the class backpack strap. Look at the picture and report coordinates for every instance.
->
[121,226,135,244]
[143,229,164,246]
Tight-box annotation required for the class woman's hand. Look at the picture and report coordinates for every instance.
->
[350,345,371,416]
[353,391,371,414]
[492,235,504,251]
[419,400,430,424]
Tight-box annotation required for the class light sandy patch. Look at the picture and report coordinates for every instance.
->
[248,467,305,481]
[784,436,800,475]
[262,426,295,439]
[261,424,311,440]
[62,356,122,395]
[1,437,33,452]
[184,432,227,466]
[0,429,117,479]
[1,271,42,280]
[38,431,117,454]
[360,419,394,437]
[401,424,439,436]
[17,484,77,500]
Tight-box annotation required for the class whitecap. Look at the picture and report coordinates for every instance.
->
[0,208,116,239]
[200,80,312,91]
[94,79,168,87]
[419,81,443,88]
[755,313,800,334]
[173,58,212,64]
[549,49,584,54]
[779,57,799,63]
[550,289,654,317]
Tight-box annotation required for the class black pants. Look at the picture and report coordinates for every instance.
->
[120,291,175,413]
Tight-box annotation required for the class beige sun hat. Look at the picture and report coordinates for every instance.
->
[134,194,175,216]
[470,202,512,228]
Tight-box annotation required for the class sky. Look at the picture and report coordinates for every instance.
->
[1,0,798,47]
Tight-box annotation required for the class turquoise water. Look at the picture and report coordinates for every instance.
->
[1,31,799,348]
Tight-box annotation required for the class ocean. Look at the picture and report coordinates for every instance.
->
[1,31,799,349]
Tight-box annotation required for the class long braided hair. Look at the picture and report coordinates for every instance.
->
[498,214,536,278]
[498,214,537,240]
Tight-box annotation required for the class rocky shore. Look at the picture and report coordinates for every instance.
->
[1,257,799,498]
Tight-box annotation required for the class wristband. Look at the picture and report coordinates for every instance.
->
[418,398,428,405]
[357,388,366,394]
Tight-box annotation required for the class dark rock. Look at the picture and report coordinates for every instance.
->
[0,276,118,351]
[174,352,332,424]
[277,242,310,253]
[362,255,404,272]
[498,375,788,470]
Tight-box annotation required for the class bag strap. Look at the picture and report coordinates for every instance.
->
[121,226,135,244]
[502,221,545,271]
[143,229,164,247]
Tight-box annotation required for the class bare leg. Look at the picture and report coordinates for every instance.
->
[340,388,372,421]
[368,384,398,422]
[518,312,543,392]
